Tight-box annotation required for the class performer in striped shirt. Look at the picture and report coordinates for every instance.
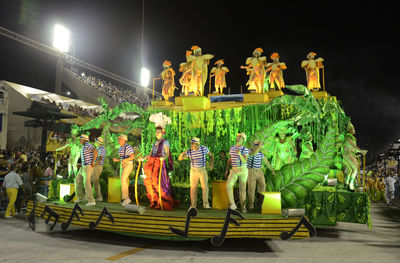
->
[179,137,214,209]
[113,134,137,206]
[225,132,249,212]
[92,137,106,202]
[247,140,276,210]
[75,134,98,206]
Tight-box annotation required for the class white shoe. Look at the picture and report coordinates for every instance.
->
[4,215,12,219]
[96,196,103,202]
[230,203,237,210]
[85,201,96,207]
[203,205,211,209]
[241,207,247,213]
[122,199,131,207]
[74,198,84,203]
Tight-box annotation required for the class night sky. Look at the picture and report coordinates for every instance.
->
[0,0,399,161]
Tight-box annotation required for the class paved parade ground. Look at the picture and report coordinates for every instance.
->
[0,203,399,263]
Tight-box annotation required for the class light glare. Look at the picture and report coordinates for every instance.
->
[53,24,70,53]
[140,67,150,87]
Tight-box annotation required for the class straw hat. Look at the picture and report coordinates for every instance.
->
[191,137,200,144]
[80,134,89,141]
[118,134,128,141]
[96,137,104,144]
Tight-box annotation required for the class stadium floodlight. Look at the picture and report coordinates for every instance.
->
[140,67,150,87]
[52,24,70,53]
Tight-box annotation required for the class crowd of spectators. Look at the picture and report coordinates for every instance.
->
[79,71,151,108]
[1,147,70,218]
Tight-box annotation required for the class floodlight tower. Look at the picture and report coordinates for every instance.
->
[52,24,71,94]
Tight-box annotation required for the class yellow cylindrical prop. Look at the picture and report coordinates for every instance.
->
[261,192,281,215]
[108,177,122,203]
[60,183,77,202]
[212,180,229,209]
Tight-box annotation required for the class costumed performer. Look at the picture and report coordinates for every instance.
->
[240,47,267,93]
[247,140,276,210]
[161,60,177,101]
[299,128,314,160]
[210,59,229,94]
[271,128,297,171]
[143,112,176,210]
[75,134,98,206]
[113,134,137,206]
[342,122,367,190]
[179,50,193,96]
[384,173,396,204]
[301,52,324,91]
[178,137,214,209]
[92,137,106,202]
[56,126,81,178]
[225,132,250,212]
[186,45,214,96]
[266,52,286,90]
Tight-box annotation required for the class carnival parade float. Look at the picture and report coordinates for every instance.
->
[27,48,370,246]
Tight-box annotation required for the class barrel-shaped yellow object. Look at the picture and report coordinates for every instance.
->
[108,177,122,203]
[212,180,229,209]
[261,192,281,215]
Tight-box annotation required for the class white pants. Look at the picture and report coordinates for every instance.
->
[247,168,266,209]
[385,188,394,204]
[75,165,95,202]
[226,167,248,208]
[92,165,103,199]
[190,167,209,208]
[120,162,133,201]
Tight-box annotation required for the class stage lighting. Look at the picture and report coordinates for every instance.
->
[53,24,70,53]
[140,67,150,87]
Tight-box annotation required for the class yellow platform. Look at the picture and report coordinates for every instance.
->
[151,100,173,107]
[243,93,270,103]
[182,96,211,111]
[265,90,284,99]
[27,201,311,241]
[312,91,328,99]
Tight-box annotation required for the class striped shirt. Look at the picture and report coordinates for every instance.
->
[247,152,265,169]
[118,143,134,161]
[96,145,106,166]
[81,142,95,166]
[229,145,249,167]
[186,145,209,168]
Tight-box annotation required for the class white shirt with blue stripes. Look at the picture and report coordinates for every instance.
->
[186,145,209,168]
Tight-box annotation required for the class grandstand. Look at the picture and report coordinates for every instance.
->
[0,26,160,109]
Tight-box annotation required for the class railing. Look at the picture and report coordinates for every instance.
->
[0,26,162,98]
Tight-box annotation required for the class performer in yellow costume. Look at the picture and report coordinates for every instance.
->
[179,50,193,96]
[301,52,324,91]
[241,47,267,93]
[210,59,229,94]
[160,60,176,101]
[186,45,214,96]
[266,52,287,90]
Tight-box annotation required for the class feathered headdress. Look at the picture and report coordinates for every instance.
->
[149,112,172,129]
[270,52,280,60]
[307,52,317,57]
[163,60,172,67]
[214,59,224,65]
[254,47,264,54]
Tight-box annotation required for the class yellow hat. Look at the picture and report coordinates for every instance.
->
[118,134,128,141]
[237,132,247,141]
[80,134,89,141]
[96,137,104,144]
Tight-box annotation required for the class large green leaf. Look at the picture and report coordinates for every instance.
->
[266,126,336,208]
